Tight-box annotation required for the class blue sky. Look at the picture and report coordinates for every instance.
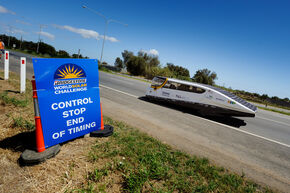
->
[0,0,289,98]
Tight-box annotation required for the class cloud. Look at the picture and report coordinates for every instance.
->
[1,24,27,35]
[16,20,31,25]
[53,24,119,42]
[140,49,159,56]
[0,5,15,15]
[12,29,26,35]
[99,35,119,42]
[36,31,55,40]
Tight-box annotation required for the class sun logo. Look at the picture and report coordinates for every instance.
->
[54,64,86,79]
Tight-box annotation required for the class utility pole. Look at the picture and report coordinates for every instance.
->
[77,49,80,58]
[20,35,23,49]
[82,5,127,64]
[8,26,12,47]
[36,25,44,53]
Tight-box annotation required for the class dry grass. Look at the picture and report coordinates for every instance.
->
[0,136,102,193]
[0,71,108,193]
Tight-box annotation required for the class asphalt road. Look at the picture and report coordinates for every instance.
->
[2,50,290,192]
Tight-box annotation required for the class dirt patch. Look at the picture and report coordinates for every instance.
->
[0,135,103,193]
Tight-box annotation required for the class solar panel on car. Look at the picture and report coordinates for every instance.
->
[206,85,257,112]
[167,78,257,112]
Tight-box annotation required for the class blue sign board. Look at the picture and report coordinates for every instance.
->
[33,58,101,148]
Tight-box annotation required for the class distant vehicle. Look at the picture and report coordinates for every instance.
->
[145,76,257,117]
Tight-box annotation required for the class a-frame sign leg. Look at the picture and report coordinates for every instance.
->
[90,125,114,137]
[20,145,61,165]
[90,104,114,137]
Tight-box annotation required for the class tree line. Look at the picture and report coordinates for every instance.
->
[232,89,290,108]
[0,34,88,58]
[115,50,217,85]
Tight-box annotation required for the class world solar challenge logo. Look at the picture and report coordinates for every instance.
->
[54,63,87,94]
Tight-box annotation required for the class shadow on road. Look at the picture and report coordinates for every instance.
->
[139,96,247,128]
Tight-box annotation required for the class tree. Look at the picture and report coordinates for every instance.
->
[145,66,173,79]
[122,50,134,67]
[138,50,160,67]
[0,33,90,58]
[72,54,78,58]
[271,96,279,101]
[114,57,123,68]
[261,94,268,101]
[57,50,70,58]
[22,40,37,52]
[38,42,56,56]
[138,51,150,61]
[166,63,190,78]
[126,56,146,76]
[192,68,217,85]
[148,57,160,67]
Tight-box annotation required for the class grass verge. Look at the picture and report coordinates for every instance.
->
[71,117,273,193]
[258,106,290,116]
[0,91,28,107]
[11,116,35,130]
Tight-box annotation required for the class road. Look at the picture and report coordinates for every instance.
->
[3,50,290,192]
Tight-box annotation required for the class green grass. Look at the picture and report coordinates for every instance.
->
[98,66,112,73]
[11,117,35,130]
[0,91,28,107]
[258,106,290,116]
[71,117,273,193]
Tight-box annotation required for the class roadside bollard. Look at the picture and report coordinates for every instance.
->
[4,51,9,80]
[20,57,26,93]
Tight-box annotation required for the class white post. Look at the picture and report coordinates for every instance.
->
[4,51,9,80]
[20,57,26,93]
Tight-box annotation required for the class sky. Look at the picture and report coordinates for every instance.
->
[0,0,289,98]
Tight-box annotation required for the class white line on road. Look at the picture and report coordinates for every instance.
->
[99,84,290,148]
[100,84,138,98]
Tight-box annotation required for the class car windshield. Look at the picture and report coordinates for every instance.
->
[151,77,165,87]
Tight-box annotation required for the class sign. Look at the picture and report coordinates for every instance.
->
[33,58,102,148]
